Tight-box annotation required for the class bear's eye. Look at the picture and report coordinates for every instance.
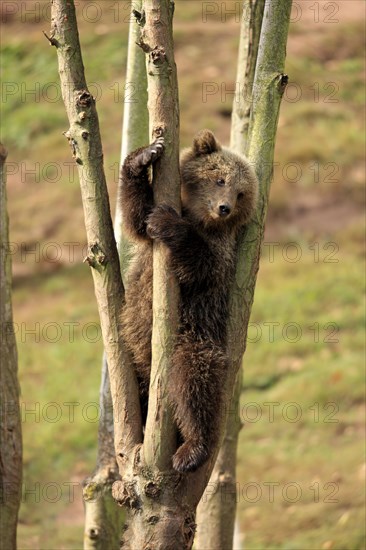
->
[217,178,225,187]
[237,192,244,200]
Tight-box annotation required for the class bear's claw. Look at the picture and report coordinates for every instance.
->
[136,137,165,167]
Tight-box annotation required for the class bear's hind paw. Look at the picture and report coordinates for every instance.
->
[172,440,209,473]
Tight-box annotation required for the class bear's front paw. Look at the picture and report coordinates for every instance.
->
[146,204,179,241]
[135,137,165,168]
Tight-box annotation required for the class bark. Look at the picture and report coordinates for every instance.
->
[83,2,148,545]
[48,0,142,518]
[196,1,265,547]
[196,370,243,549]
[0,143,22,550]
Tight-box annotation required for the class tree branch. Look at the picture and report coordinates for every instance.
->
[228,0,292,376]
[84,2,149,543]
[231,0,266,153]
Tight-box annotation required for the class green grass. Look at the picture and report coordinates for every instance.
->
[238,236,365,549]
[14,265,101,541]
[1,1,365,548]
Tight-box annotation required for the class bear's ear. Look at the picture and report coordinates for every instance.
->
[193,130,221,156]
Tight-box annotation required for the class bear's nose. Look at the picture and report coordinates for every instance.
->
[219,204,231,216]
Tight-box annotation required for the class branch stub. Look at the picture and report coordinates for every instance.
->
[42,30,58,47]
[133,9,146,26]
[84,242,107,268]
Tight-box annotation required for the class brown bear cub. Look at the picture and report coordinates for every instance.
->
[120,130,258,473]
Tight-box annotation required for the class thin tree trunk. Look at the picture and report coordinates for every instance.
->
[117,0,149,285]
[83,2,148,544]
[47,0,142,485]
[196,1,265,547]
[0,144,22,550]
[231,0,266,152]
[223,4,292,547]
[141,0,181,470]
[228,1,292,373]
[196,369,244,549]
[222,3,292,546]
[83,354,122,549]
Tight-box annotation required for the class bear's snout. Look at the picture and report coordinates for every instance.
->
[219,204,231,217]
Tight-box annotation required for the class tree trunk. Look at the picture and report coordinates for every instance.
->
[116,0,149,285]
[230,0,266,152]
[83,2,148,544]
[48,0,142,489]
[141,0,181,470]
[227,0,292,451]
[196,1,265,547]
[226,4,292,546]
[0,143,22,550]
[196,369,243,549]
[83,354,122,549]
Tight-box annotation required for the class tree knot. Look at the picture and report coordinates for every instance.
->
[132,9,146,26]
[144,480,161,499]
[63,131,82,163]
[87,527,99,540]
[278,73,289,94]
[150,46,166,66]
[112,480,140,510]
[84,242,107,268]
[147,515,160,525]
[76,90,94,108]
[136,38,151,53]
[83,480,102,502]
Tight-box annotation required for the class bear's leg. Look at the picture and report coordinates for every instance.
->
[169,336,227,473]
[120,262,153,427]
[120,137,164,240]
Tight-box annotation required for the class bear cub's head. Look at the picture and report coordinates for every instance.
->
[180,130,258,229]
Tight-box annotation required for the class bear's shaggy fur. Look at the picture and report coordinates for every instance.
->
[120,130,258,472]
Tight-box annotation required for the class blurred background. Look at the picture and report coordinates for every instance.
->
[1,1,365,548]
